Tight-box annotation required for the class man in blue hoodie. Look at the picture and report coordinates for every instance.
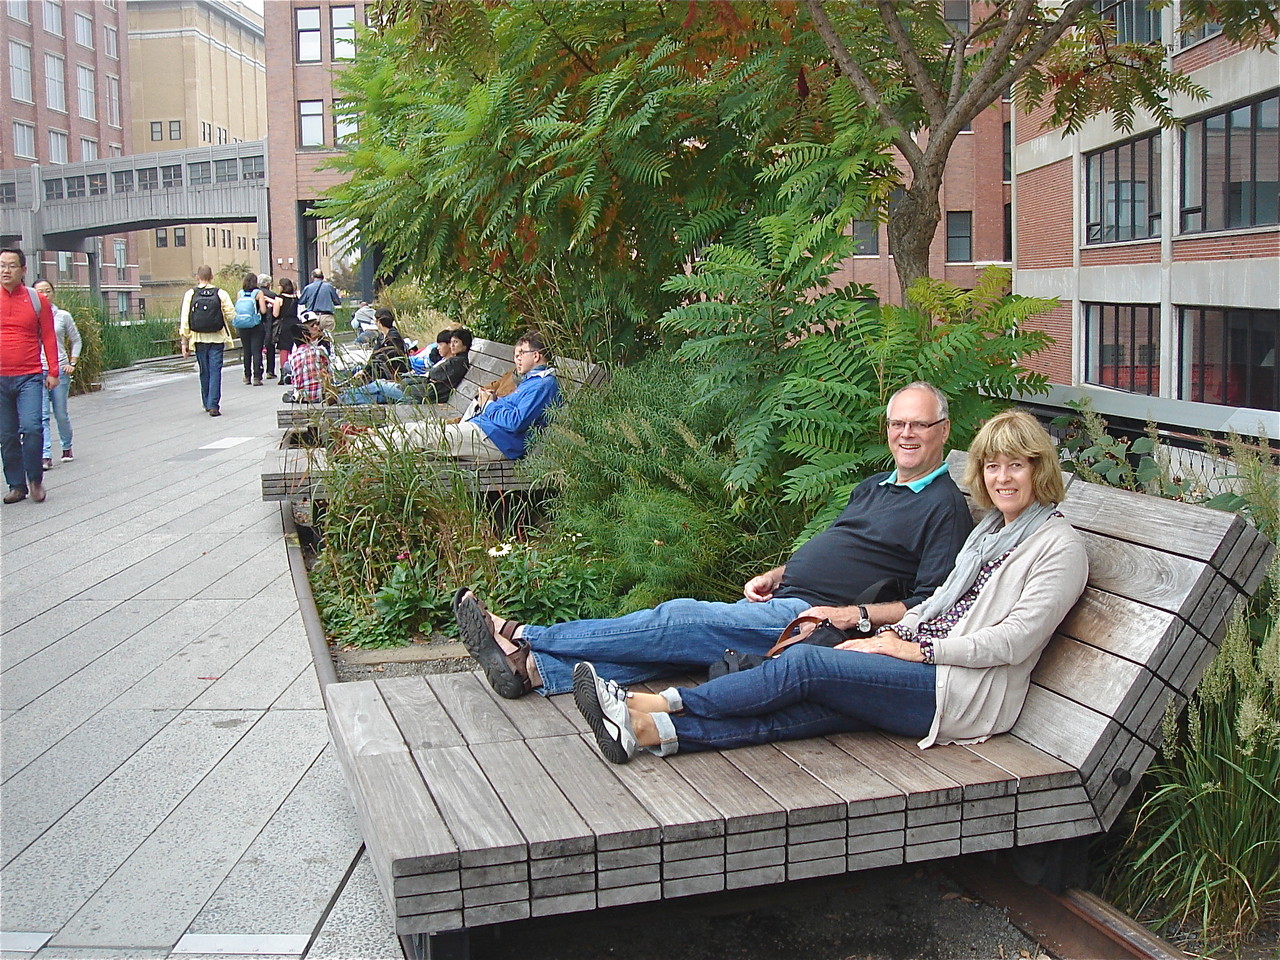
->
[371,331,560,461]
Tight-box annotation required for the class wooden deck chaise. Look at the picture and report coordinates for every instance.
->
[324,451,1273,954]
[261,339,607,501]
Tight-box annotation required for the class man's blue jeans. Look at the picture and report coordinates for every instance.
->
[42,375,72,457]
[195,342,225,411]
[524,596,812,696]
[338,380,408,405]
[0,373,47,491]
[656,642,937,753]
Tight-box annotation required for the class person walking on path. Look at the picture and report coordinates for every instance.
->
[272,278,301,378]
[179,265,235,417]
[233,273,267,386]
[33,279,80,468]
[298,269,341,334]
[257,275,280,379]
[0,248,60,504]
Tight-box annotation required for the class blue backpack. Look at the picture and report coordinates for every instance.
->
[232,289,261,329]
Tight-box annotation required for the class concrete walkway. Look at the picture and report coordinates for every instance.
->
[1,358,400,960]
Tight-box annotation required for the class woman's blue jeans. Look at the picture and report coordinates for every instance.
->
[195,342,225,411]
[657,642,937,753]
[0,373,46,490]
[524,596,811,696]
[42,375,72,458]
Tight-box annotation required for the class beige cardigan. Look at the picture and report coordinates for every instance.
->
[900,515,1089,748]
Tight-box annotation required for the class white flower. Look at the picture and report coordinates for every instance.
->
[487,543,514,557]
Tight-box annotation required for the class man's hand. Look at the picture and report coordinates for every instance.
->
[44,374,59,390]
[181,339,190,358]
[477,387,495,405]
[743,566,784,602]
[836,629,924,661]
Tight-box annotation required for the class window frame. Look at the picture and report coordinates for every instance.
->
[42,0,62,37]
[106,75,120,127]
[1083,301,1161,396]
[174,227,187,248]
[48,128,68,164]
[9,40,34,104]
[852,219,879,256]
[298,99,324,147]
[1178,305,1279,411]
[1085,129,1162,244]
[79,136,97,160]
[150,121,163,142]
[188,161,211,185]
[12,121,36,159]
[296,7,322,62]
[169,119,181,140]
[1180,91,1279,234]
[104,24,117,59]
[8,0,30,23]
[44,52,65,112]
[945,210,973,262]
[155,228,168,248]
[73,10,93,48]
[331,5,357,60]
[75,63,95,120]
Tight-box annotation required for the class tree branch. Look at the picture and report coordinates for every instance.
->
[804,0,924,171]
[876,1,945,123]
[536,7,598,75]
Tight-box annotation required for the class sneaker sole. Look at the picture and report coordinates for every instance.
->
[453,592,526,700]
[572,664,630,764]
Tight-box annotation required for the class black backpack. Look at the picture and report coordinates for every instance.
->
[188,286,225,333]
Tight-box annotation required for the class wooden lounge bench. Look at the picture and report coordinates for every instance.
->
[323,449,1273,954]
[261,341,607,501]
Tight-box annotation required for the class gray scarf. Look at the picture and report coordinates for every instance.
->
[912,501,1058,625]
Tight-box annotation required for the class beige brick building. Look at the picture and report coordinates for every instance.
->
[127,0,266,314]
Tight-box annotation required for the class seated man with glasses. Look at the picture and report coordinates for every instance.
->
[454,381,974,700]
[362,330,559,462]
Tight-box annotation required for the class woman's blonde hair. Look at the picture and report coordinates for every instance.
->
[964,409,1065,510]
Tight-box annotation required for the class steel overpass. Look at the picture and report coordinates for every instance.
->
[0,141,269,298]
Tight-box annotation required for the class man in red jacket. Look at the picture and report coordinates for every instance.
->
[0,248,60,504]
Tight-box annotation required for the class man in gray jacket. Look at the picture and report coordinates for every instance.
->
[33,280,80,467]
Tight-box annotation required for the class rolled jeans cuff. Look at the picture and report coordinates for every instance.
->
[659,686,684,713]
[647,711,679,757]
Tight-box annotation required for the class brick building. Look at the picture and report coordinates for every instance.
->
[1012,7,1279,432]
[1,0,137,315]
[263,0,365,296]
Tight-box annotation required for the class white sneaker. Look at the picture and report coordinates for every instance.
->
[573,662,638,764]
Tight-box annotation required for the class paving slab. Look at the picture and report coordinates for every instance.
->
[0,598,123,671]
[304,850,402,960]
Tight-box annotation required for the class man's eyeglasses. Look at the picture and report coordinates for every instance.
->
[514,349,539,357]
[887,418,947,432]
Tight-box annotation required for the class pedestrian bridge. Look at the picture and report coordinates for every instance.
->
[0,141,269,271]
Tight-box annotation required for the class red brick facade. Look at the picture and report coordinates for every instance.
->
[1172,232,1280,262]
[1015,160,1074,268]
[1023,303,1074,385]
[1079,242,1161,266]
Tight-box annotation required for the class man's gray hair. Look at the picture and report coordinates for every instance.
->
[886,382,949,421]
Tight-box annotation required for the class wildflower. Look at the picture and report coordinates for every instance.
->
[488,543,514,558]
[396,551,410,561]
[653,540,665,546]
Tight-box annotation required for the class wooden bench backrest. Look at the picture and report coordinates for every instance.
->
[945,449,1273,828]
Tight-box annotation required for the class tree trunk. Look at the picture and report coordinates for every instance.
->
[886,176,941,307]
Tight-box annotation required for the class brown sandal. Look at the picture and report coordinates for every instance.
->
[452,588,532,699]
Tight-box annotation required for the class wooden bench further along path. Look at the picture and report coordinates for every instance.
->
[261,339,608,501]
[324,449,1273,953]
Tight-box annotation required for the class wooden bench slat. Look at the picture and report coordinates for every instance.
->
[412,744,528,867]
[376,677,467,751]
[424,673,522,745]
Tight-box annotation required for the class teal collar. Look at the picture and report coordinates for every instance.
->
[879,462,950,493]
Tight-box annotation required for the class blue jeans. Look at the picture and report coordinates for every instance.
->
[338,380,408,405]
[657,643,937,753]
[0,373,47,491]
[524,596,811,696]
[42,375,72,458]
[195,342,225,411]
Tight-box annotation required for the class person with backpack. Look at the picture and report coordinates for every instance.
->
[179,265,235,417]
[298,268,341,333]
[0,247,60,504]
[233,272,266,386]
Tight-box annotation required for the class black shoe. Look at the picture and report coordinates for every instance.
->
[3,487,27,504]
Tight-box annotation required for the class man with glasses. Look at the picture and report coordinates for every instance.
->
[454,381,974,700]
[0,248,60,504]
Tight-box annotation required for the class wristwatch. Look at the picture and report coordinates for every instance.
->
[855,605,872,634]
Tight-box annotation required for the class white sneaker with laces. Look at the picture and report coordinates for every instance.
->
[572,662,638,764]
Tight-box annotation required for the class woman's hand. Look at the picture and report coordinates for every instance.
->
[836,630,924,661]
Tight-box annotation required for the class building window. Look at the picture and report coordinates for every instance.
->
[169,119,181,140]
[1003,201,1012,262]
[76,64,95,120]
[332,5,356,59]
[87,171,106,196]
[9,41,33,103]
[109,142,121,156]
[8,0,30,22]
[113,169,134,193]
[334,112,357,145]
[241,155,264,180]
[1179,307,1278,411]
[44,53,65,111]
[1002,121,1011,182]
[1180,20,1221,48]
[42,0,62,36]
[161,164,182,188]
[216,126,227,144]
[946,211,972,262]
[297,7,321,61]
[48,129,68,163]
[943,0,968,35]
[150,120,163,141]
[0,182,16,204]
[1084,302,1160,396]
[1086,130,1160,243]
[206,227,215,246]
[1181,92,1279,234]
[237,235,245,250]
[116,292,129,319]
[114,239,126,270]
[106,75,120,127]
[44,178,64,201]
[155,228,168,248]
[200,121,211,142]
[188,161,211,185]
[73,10,92,47]
[221,229,231,248]
[174,227,186,247]
[12,122,36,159]
[80,137,97,160]
[214,158,237,183]
[1099,0,1161,43]
[852,219,879,256]
[57,251,73,280]
[138,167,159,190]
[104,24,117,59]
[299,100,324,147]
[65,175,85,198]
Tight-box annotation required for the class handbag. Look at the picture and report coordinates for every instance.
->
[708,615,850,680]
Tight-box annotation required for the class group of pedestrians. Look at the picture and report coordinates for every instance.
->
[0,248,79,505]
